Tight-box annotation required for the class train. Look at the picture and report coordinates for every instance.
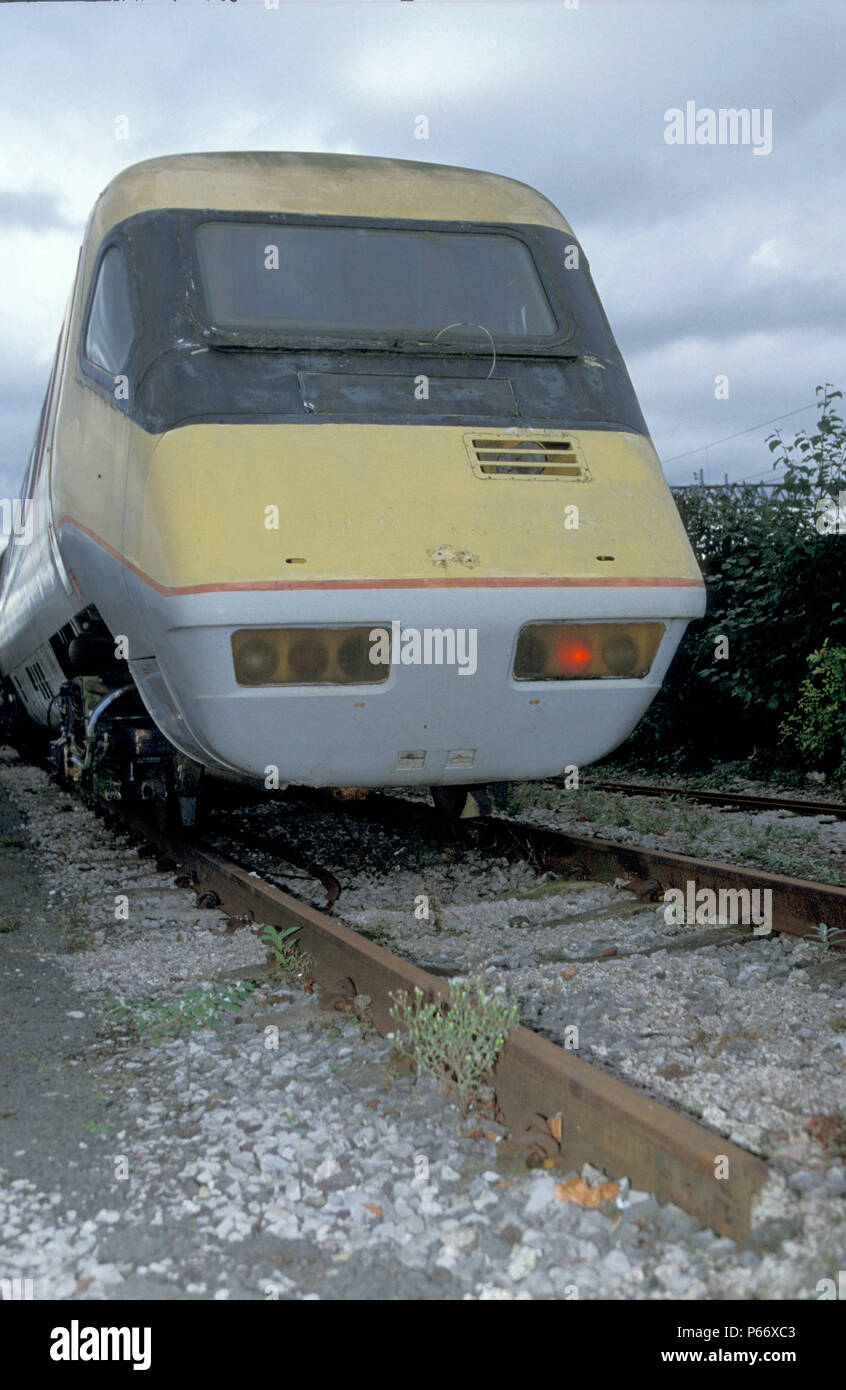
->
[0,151,705,824]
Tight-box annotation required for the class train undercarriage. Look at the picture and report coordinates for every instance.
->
[49,675,206,829]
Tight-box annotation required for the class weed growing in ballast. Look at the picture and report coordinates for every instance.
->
[388,977,520,1113]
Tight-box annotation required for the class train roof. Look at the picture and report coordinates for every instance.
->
[86,152,573,248]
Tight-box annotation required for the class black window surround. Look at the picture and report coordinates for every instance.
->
[74,208,648,439]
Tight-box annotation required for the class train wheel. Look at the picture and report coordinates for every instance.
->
[430,783,509,819]
[155,757,206,834]
[430,786,470,818]
[430,786,490,819]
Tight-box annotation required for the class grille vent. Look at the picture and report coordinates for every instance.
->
[465,434,590,480]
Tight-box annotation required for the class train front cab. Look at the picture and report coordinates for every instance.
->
[51,154,705,790]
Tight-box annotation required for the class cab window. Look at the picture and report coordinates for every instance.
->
[195,222,557,341]
[85,246,135,372]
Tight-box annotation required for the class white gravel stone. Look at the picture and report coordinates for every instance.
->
[508,1246,540,1281]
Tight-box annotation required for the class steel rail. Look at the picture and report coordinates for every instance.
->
[588,780,846,821]
[101,802,768,1245]
[480,818,846,942]
[310,791,845,943]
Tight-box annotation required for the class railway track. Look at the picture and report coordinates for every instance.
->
[589,779,846,821]
[14,752,844,1305]
[93,796,775,1245]
[283,787,846,947]
[11,753,846,1250]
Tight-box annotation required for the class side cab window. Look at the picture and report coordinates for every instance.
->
[85,245,135,375]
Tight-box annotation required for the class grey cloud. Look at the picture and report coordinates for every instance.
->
[0,189,79,230]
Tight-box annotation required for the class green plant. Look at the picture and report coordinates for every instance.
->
[262,923,304,974]
[0,916,19,933]
[59,909,92,953]
[506,785,532,816]
[105,981,254,1043]
[730,822,835,882]
[388,977,520,1112]
[807,922,846,959]
[779,642,846,778]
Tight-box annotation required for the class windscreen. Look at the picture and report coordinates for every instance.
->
[195,222,558,339]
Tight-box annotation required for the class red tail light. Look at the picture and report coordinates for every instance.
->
[514,623,665,680]
[555,639,592,676]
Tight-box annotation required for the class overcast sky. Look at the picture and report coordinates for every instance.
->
[1,0,844,499]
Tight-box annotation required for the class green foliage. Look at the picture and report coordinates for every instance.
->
[59,908,93,954]
[617,385,846,772]
[388,977,519,1112]
[262,923,303,973]
[807,922,846,959]
[82,1120,110,1136]
[506,782,560,815]
[105,981,254,1043]
[518,784,835,880]
[730,820,833,883]
[779,642,846,779]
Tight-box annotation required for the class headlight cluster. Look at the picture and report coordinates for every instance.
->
[513,622,665,680]
[231,627,389,686]
[232,621,665,685]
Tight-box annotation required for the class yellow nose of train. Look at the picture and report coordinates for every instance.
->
[112,420,704,785]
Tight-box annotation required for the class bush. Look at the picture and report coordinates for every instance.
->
[779,642,846,779]
[615,385,846,774]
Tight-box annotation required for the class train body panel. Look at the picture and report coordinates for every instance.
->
[124,423,698,590]
[132,583,691,785]
[0,151,705,804]
[54,498,701,785]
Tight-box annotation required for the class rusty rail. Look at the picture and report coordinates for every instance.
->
[479,818,846,942]
[589,780,846,821]
[104,803,768,1245]
[312,790,845,943]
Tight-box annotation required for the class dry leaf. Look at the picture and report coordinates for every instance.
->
[554,1176,619,1207]
[560,966,578,981]
[363,1203,383,1218]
